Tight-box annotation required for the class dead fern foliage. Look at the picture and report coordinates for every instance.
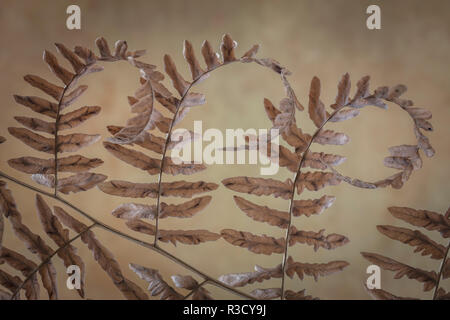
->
[362,206,450,300]
[219,57,434,299]
[0,181,147,300]
[0,34,436,300]
[8,38,145,194]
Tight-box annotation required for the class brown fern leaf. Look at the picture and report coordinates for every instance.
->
[8,155,103,174]
[0,181,58,299]
[0,247,40,300]
[292,195,336,217]
[285,256,349,281]
[222,177,293,200]
[295,171,341,194]
[364,285,416,300]
[250,288,281,300]
[233,196,289,229]
[363,205,449,300]
[129,263,183,300]
[35,195,85,297]
[388,206,450,238]
[99,180,218,198]
[0,270,22,299]
[219,264,282,287]
[288,226,349,251]
[125,219,220,246]
[284,289,319,300]
[53,206,148,300]
[111,196,211,220]
[308,76,327,128]
[7,39,144,195]
[377,225,446,259]
[220,229,285,255]
[361,252,437,291]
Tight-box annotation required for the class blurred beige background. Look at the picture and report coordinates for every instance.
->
[0,0,449,299]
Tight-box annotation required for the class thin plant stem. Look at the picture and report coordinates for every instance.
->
[280,105,348,299]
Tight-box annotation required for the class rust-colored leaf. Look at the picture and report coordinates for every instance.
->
[288,226,349,251]
[13,95,58,118]
[285,256,349,281]
[233,196,289,228]
[220,34,237,63]
[35,195,85,297]
[99,180,218,198]
[364,286,416,300]
[24,75,63,101]
[388,206,450,239]
[129,263,182,300]
[296,171,341,194]
[54,207,148,300]
[126,219,220,246]
[54,43,86,74]
[112,196,211,220]
[183,40,205,80]
[314,129,350,145]
[292,195,336,217]
[222,176,293,200]
[32,172,107,194]
[284,289,319,300]
[330,73,351,110]
[220,229,285,255]
[377,225,446,259]
[201,40,221,70]
[361,252,437,291]
[250,288,281,300]
[308,76,326,127]
[43,50,74,85]
[219,264,282,288]
[8,155,102,174]
[164,54,190,96]
[0,247,40,300]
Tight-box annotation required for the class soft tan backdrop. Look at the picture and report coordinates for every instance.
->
[0,0,449,299]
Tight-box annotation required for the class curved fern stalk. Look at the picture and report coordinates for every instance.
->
[221,71,434,299]
[99,34,301,299]
[362,206,450,300]
[0,180,148,300]
[8,38,145,196]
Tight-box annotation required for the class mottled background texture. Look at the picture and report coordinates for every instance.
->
[0,0,449,299]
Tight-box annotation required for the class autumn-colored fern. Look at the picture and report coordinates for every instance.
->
[362,206,449,300]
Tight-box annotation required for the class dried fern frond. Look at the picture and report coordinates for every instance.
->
[8,38,145,195]
[221,64,434,299]
[362,206,450,300]
[99,34,273,252]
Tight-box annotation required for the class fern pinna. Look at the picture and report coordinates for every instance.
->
[219,55,435,299]
[0,34,435,300]
[362,206,449,300]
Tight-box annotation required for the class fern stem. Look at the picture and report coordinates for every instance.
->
[432,240,450,300]
[53,77,75,196]
[183,279,208,300]
[0,170,255,300]
[11,222,97,300]
[280,105,348,299]
[154,60,241,246]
